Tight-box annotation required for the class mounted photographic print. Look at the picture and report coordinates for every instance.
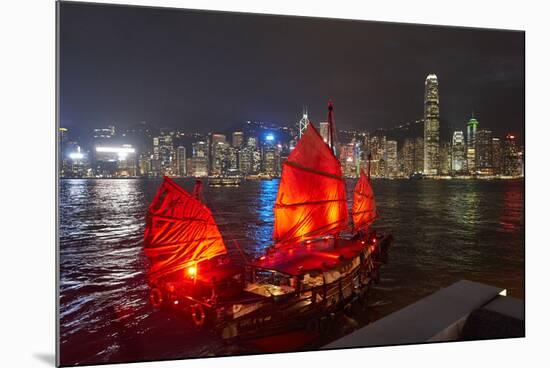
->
[57,1,525,366]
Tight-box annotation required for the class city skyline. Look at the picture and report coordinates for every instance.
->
[59,2,524,141]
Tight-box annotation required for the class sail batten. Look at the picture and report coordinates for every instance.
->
[273,124,348,245]
[352,170,377,232]
[144,177,226,284]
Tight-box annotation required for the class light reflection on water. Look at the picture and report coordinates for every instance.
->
[59,178,524,365]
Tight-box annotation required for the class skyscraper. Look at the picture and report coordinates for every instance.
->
[298,107,310,138]
[466,115,479,173]
[502,134,521,176]
[176,146,186,177]
[191,141,208,177]
[423,74,440,176]
[385,140,398,177]
[451,131,466,174]
[476,129,493,175]
[231,132,244,148]
[491,138,502,175]
[402,138,424,177]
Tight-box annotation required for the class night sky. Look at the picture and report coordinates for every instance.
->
[59,1,524,141]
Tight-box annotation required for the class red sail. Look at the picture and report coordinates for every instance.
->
[144,177,226,284]
[352,169,377,231]
[273,124,348,245]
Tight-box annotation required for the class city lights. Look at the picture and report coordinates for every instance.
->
[95,146,136,154]
[68,152,84,160]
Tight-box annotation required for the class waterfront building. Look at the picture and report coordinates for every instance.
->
[502,134,521,176]
[94,144,137,177]
[385,140,398,178]
[439,142,452,175]
[238,146,254,176]
[476,129,493,175]
[252,149,262,173]
[451,131,466,174]
[222,145,239,174]
[176,146,186,177]
[186,158,193,176]
[152,134,175,176]
[261,145,279,176]
[64,145,90,178]
[466,115,479,173]
[401,137,424,177]
[138,153,152,177]
[423,74,440,176]
[491,138,502,175]
[368,135,386,178]
[191,141,209,177]
[211,141,228,175]
[340,142,358,178]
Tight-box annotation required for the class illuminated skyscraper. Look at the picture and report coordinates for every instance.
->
[298,107,310,138]
[475,129,493,175]
[451,131,466,174]
[439,142,452,175]
[401,138,423,176]
[176,146,186,177]
[423,74,440,175]
[502,134,521,176]
[466,115,479,173]
[191,141,208,177]
[385,140,398,177]
[153,134,174,176]
[491,138,502,175]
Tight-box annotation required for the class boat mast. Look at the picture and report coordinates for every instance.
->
[327,99,335,154]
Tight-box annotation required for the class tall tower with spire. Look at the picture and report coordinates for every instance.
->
[423,74,440,176]
[466,112,479,173]
[298,106,310,138]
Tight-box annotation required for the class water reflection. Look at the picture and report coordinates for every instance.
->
[59,178,524,365]
[249,179,278,257]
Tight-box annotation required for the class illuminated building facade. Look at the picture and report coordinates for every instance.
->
[176,146,186,177]
[94,145,137,177]
[491,138,502,175]
[451,131,466,174]
[439,142,452,175]
[191,141,208,177]
[423,74,440,176]
[502,134,521,176]
[153,134,175,176]
[475,129,493,175]
[401,138,416,176]
[466,115,479,173]
[298,107,310,138]
[385,140,398,177]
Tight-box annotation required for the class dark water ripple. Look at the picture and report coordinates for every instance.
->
[59,178,524,365]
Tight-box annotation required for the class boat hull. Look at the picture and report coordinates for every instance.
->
[148,231,392,342]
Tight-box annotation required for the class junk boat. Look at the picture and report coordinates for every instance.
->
[144,101,392,341]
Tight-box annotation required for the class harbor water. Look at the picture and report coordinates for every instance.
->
[58,178,524,365]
